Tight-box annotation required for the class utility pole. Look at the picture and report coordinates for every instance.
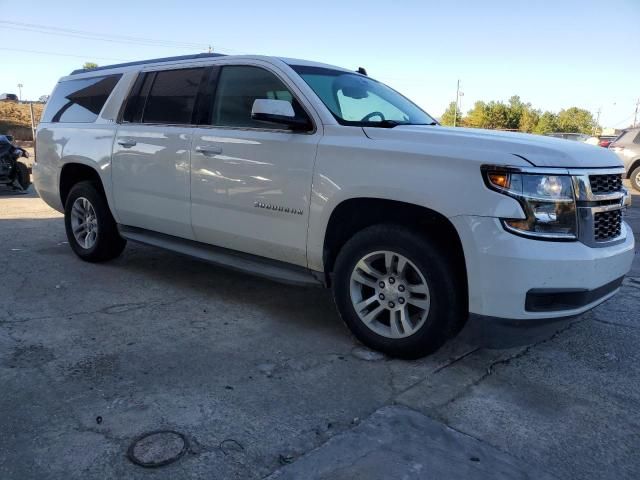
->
[453,79,460,127]
[634,98,639,128]
[207,45,213,53]
[593,108,601,136]
[17,83,23,102]
[29,102,36,142]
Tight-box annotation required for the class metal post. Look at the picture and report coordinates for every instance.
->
[17,83,23,102]
[453,80,460,127]
[29,102,36,142]
[634,99,639,128]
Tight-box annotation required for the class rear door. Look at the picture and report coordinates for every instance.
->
[112,66,208,239]
[190,63,321,266]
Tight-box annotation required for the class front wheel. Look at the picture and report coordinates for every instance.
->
[333,224,465,359]
[64,181,126,262]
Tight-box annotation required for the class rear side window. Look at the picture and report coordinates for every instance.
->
[42,75,121,123]
[614,129,640,145]
[141,68,205,124]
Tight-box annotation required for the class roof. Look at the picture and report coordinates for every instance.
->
[69,53,226,75]
[68,53,352,77]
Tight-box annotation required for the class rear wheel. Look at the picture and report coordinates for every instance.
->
[64,181,126,262]
[630,165,640,192]
[332,224,465,359]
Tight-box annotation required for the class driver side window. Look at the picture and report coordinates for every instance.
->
[211,66,308,129]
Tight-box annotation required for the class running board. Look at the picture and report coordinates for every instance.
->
[118,225,325,287]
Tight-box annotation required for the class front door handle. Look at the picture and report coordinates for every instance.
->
[195,145,223,156]
[117,138,137,148]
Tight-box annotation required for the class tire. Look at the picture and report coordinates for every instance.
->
[630,165,640,192]
[333,224,465,359]
[64,181,126,262]
[14,162,30,190]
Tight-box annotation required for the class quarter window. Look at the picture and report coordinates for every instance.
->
[211,66,309,129]
[142,68,205,125]
[42,74,121,123]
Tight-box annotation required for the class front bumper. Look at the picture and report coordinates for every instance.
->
[451,215,635,320]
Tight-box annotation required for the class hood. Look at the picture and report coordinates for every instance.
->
[363,125,623,169]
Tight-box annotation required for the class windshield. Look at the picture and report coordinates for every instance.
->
[291,65,436,128]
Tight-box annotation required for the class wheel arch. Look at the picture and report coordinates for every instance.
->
[321,197,467,296]
[627,158,640,179]
[59,162,106,207]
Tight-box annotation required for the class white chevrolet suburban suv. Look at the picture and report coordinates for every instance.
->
[34,53,635,358]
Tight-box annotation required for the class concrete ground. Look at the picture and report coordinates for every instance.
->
[0,185,638,479]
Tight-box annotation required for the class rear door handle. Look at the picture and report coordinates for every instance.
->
[195,145,223,156]
[117,138,137,148]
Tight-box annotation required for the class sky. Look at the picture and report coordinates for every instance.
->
[0,0,638,129]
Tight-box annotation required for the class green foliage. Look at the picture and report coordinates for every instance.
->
[440,101,463,126]
[556,107,595,134]
[442,95,597,135]
[82,62,99,70]
[519,107,540,133]
[533,112,558,135]
[465,101,488,128]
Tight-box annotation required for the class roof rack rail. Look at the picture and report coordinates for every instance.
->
[69,53,227,75]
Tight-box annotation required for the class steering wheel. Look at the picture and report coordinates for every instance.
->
[361,111,386,122]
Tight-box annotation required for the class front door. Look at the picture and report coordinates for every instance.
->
[191,64,321,267]
[112,66,208,239]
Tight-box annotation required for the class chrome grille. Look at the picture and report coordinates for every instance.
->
[594,209,622,242]
[589,174,622,194]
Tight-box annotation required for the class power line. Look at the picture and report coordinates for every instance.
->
[0,47,129,62]
[611,113,635,128]
[0,20,209,50]
[0,21,248,55]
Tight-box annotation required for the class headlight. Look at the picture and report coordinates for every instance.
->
[482,167,577,240]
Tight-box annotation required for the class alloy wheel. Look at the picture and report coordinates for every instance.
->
[70,197,98,249]
[349,250,430,339]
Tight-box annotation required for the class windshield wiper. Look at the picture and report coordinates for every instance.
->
[361,120,438,128]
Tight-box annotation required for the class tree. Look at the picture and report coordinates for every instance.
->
[506,95,525,130]
[82,62,99,70]
[556,107,596,134]
[465,101,488,129]
[519,107,540,133]
[483,101,510,130]
[440,101,463,126]
[533,111,558,135]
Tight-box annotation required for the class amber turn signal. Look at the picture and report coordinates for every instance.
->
[488,171,510,189]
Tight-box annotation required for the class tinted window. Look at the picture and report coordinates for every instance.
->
[142,68,205,124]
[211,66,308,129]
[42,74,121,123]
[122,73,154,123]
[633,131,640,145]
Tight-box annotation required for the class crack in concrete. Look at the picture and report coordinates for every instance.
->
[386,346,481,401]
[0,297,188,325]
[592,317,638,329]
[436,318,584,411]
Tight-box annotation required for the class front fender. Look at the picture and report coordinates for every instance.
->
[306,138,528,271]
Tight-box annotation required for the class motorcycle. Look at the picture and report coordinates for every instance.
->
[0,135,31,191]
